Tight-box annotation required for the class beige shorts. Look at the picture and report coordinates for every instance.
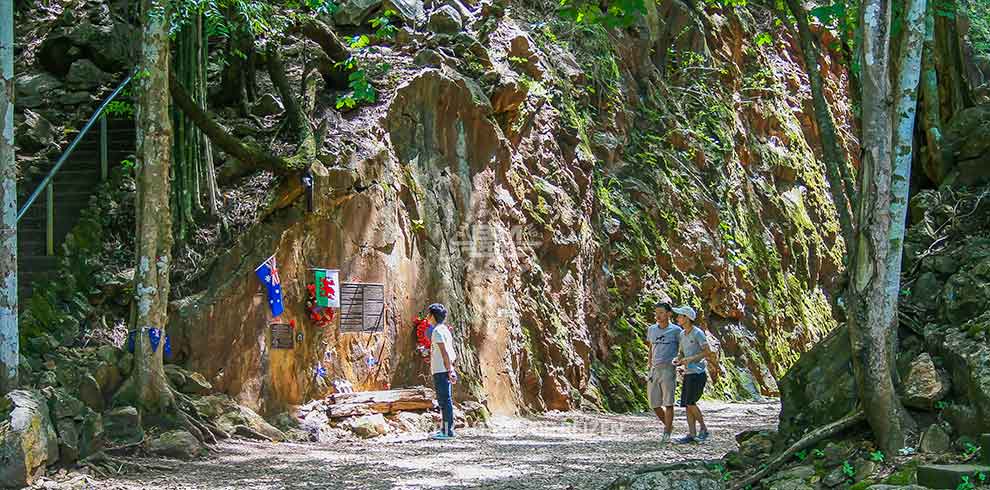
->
[649,364,677,409]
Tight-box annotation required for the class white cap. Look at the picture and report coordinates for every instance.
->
[672,305,697,321]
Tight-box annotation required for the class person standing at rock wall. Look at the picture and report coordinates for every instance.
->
[647,302,682,445]
[672,306,713,444]
[428,303,458,440]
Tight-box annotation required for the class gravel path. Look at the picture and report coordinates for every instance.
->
[88,401,778,490]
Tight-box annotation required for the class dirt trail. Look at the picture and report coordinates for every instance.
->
[87,401,777,490]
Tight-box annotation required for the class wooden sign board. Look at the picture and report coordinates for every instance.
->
[271,323,294,349]
[339,282,385,333]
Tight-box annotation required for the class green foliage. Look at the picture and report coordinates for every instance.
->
[958,475,975,490]
[103,100,134,118]
[935,400,948,410]
[370,9,398,38]
[165,0,337,39]
[557,0,646,27]
[335,10,396,110]
[120,158,136,171]
[755,32,773,47]
[963,442,980,456]
[796,449,809,462]
[813,449,825,458]
[842,461,856,478]
[870,450,885,463]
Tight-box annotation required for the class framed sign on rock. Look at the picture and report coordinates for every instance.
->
[339,282,385,333]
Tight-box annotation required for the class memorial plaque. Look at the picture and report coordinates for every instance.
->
[339,282,385,333]
[271,323,294,349]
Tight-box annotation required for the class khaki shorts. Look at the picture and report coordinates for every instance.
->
[648,364,677,409]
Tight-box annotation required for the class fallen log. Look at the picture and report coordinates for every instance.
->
[325,388,436,418]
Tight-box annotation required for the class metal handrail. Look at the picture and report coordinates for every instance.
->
[16,73,134,223]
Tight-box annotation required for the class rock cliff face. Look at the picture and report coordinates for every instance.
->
[13,0,854,415]
[166,1,853,415]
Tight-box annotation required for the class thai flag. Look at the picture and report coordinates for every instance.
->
[255,254,284,317]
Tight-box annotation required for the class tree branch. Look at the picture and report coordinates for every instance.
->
[729,411,866,490]
[169,71,292,181]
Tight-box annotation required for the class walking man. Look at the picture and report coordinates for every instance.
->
[647,302,682,444]
[427,303,458,440]
[672,305,712,443]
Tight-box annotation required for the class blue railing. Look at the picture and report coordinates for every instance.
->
[16,73,133,255]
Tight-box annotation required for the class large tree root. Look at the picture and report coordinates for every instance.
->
[83,452,175,477]
[171,388,227,446]
[729,411,866,490]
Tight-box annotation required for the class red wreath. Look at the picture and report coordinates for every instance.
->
[306,284,336,328]
[414,316,431,361]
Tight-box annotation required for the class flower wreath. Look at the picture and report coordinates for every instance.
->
[305,284,336,328]
[414,315,431,360]
[413,315,454,363]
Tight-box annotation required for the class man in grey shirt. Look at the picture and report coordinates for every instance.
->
[672,305,712,444]
[646,302,682,444]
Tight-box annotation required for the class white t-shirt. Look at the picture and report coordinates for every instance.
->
[430,324,456,374]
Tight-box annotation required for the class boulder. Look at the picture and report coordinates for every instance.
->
[343,413,390,438]
[147,430,203,460]
[15,110,55,151]
[413,49,445,67]
[941,104,990,186]
[605,467,722,490]
[43,388,103,463]
[767,466,815,483]
[919,423,952,454]
[39,20,136,76]
[333,0,383,25]
[385,0,426,25]
[778,326,857,442]
[0,390,59,488]
[917,464,990,489]
[77,374,104,411]
[925,323,990,435]
[15,73,62,109]
[902,353,950,410]
[93,363,122,399]
[823,467,847,487]
[104,406,144,444]
[165,365,213,395]
[65,59,110,90]
[428,5,463,33]
[211,402,286,442]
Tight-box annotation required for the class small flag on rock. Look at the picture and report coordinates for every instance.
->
[256,254,284,317]
[314,269,339,308]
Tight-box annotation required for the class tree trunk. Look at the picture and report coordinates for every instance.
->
[887,0,926,401]
[0,0,17,396]
[849,0,914,455]
[919,4,943,183]
[782,0,856,251]
[115,0,175,414]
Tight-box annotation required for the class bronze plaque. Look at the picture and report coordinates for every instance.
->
[271,323,294,349]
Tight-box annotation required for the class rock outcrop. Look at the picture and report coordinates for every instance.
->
[164,0,852,416]
[0,390,59,488]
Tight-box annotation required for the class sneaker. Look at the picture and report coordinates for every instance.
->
[431,431,451,440]
[661,432,672,445]
[674,435,697,444]
[697,431,710,442]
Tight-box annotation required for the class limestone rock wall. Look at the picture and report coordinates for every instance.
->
[163,2,854,415]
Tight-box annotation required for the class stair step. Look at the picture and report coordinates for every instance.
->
[917,464,990,489]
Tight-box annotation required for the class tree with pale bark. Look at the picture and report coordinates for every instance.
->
[0,0,16,397]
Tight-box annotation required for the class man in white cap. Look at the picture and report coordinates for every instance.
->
[671,305,712,443]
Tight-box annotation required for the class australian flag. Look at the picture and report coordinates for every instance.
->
[255,254,284,317]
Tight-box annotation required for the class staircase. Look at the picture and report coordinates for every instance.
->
[17,117,136,302]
